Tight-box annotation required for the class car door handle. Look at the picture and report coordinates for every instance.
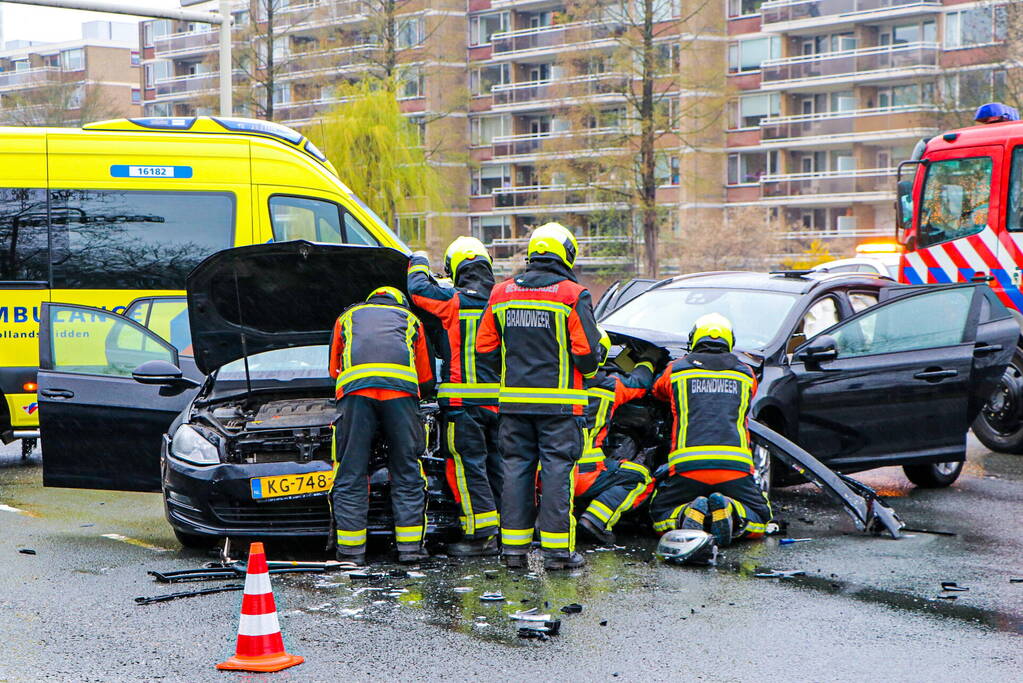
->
[40,389,74,399]
[913,369,958,381]
[973,343,1003,356]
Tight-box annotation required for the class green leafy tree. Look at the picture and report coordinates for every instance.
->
[301,77,446,245]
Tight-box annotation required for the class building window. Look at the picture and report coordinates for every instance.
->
[728,36,780,73]
[727,0,763,18]
[944,69,1008,110]
[398,66,424,99]
[470,12,508,46]
[727,152,775,186]
[470,115,510,146]
[729,92,780,129]
[945,6,1007,50]
[396,215,425,244]
[656,154,681,186]
[130,51,141,66]
[470,63,509,97]
[471,215,511,244]
[397,16,425,49]
[131,88,141,104]
[60,49,84,72]
[272,84,290,105]
[471,165,510,196]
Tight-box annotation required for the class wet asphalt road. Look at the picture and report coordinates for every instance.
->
[1,436,1021,682]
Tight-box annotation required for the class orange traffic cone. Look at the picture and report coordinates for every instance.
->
[216,542,304,673]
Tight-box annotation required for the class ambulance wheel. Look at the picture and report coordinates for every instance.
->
[173,528,220,550]
[973,347,1023,454]
[903,461,964,488]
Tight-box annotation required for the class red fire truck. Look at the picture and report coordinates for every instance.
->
[897,102,1023,453]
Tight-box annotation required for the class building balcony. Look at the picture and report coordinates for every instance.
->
[153,72,219,97]
[488,235,634,269]
[490,21,622,59]
[274,0,368,31]
[492,73,629,110]
[0,67,61,91]
[760,104,939,144]
[275,96,351,123]
[276,44,379,80]
[490,184,628,211]
[760,42,939,90]
[492,127,625,160]
[153,29,219,58]
[761,0,941,31]
[760,167,896,199]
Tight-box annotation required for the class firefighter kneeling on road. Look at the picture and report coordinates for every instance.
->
[407,237,502,557]
[477,222,608,570]
[574,354,655,546]
[649,313,771,547]
[328,286,435,565]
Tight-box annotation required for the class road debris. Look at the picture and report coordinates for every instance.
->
[940,582,969,592]
[902,527,957,537]
[779,538,813,545]
[17,548,36,555]
[135,584,244,605]
[406,571,426,579]
[560,603,583,614]
[936,595,958,601]
[453,586,473,593]
[1010,578,1023,583]
[754,570,807,579]
[511,608,561,639]
[479,592,505,602]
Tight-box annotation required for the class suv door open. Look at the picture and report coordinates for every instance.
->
[37,302,201,491]
[789,284,1016,471]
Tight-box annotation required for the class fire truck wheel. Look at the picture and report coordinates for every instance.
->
[973,346,1023,454]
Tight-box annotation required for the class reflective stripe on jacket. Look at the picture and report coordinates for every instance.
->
[407,255,499,408]
[652,351,758,475]
[476,262,607,416]
[328,295,433,399]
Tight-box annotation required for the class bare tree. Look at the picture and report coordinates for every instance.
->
[668,205,799,274]
[1,79,126,127]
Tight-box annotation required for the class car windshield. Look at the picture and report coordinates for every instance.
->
[602,287,799,350]
[215,345,330,383]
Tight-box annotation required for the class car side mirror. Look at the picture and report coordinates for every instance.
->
[132,359,199,388]
[797,334,838,363]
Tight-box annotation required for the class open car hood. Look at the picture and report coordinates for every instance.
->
[186,240,409,374]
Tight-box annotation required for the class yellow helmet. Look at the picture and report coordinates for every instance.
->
[444,236,492,280]
[688,313,734,352]
[367,286,407,306]
[527,222,579,268]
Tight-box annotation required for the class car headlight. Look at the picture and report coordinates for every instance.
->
[170,425,220,466]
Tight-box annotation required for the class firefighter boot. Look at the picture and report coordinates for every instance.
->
[708,493,734,548]
[336,549,366,566]
[678,496,709,532]
[578,514,616,546]
[446,534,500,557]
[397,547,431,564]
[503,551,528,569]
[543,551,586,571]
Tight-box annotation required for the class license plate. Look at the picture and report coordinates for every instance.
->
[250,470,334,500]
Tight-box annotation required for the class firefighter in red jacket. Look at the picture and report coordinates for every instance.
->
[407,237,502,557]
[328,286,434,565]
[649,313,771,547]
[575,359,655,545]
[477,222,609,570]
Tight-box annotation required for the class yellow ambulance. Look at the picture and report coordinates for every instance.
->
[0,116,407,455]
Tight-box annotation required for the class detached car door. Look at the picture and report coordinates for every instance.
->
[38,303,200,491]
[790,285,1014,469]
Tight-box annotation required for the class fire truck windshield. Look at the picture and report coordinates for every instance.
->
[918,156,992,248]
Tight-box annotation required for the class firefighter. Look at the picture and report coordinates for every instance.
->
[407,237,502,557]
[477,222,609,570]
[574,356,656,546]
[328,286,435,565]
[648,313,771,547]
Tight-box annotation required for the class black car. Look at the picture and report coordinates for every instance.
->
[598,271,1017,489]
[36,241,459,548]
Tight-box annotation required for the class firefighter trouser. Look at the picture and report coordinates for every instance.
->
[499,414,583,556]
[576,459,652,533]
[650,473,771,538]
[446,406,501,540]
[330,395,427,556]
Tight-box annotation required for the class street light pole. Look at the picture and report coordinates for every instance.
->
[1,0,233,115]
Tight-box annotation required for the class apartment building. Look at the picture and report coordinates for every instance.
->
[724,0,1009,240]
[0,21,141,126]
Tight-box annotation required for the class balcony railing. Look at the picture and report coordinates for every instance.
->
[762,0,940,26]
[491,20,622,57]
[0,67,61,90]
[153,72,219,97]
[274,0,368,28]
[153,29,219,56]
[492,73,629,107]
[760,167,896,197]
[488,235,634,267]
[277,43,379,77]
[275,96,353,122]
[761,41,939,86]
[491,184,627,208]
[492,127,625,158]
[760,104,939,141]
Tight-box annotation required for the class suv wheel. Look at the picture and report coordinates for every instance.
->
[973,347,1023,454]
[902,460,964,488]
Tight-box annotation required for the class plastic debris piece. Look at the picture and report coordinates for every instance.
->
[779,538,812,545]
[453,586,473,593]
[348,571,386,581]
[18,548,36,555]
[480,592,505,602]
[754,570,806,579]
[940,582,969,592]
[764,522,780,535]
[135,583,243,605]
[510,608,550,622]
[902,527,957,537]
[936,595,958,601]
[599,620,608,626]
[338,608,363,617]
[1010,578,1023,583]
[517,627,550,641]
[406,571,426,579]
[483,570,499,579]
[560,603,583,614]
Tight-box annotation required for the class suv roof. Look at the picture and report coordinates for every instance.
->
[656,270,891,295]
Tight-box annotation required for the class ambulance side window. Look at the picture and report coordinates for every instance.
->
[0,188,49,283]
[1007,146,1023,231]
[269,195,380,246]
